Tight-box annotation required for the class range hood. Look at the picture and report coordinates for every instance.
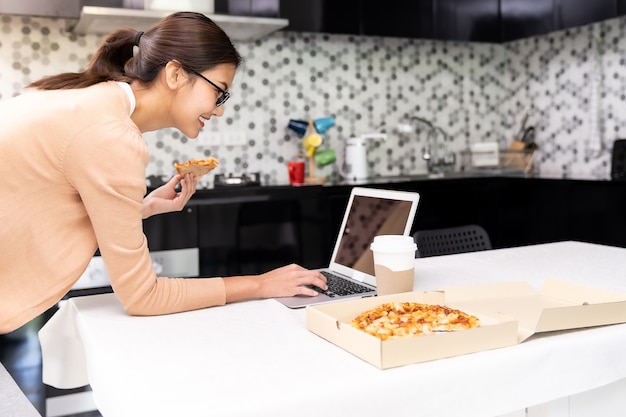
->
[0,0,288,42]
[69,6,288,41]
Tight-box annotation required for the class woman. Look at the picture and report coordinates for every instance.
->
[0,12,326,334]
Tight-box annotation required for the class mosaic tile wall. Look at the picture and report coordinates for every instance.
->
[2,14,626,187]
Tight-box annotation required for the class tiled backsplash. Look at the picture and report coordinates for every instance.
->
[2,14,625,186]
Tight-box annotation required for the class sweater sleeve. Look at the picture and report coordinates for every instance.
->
[64,119,226,315]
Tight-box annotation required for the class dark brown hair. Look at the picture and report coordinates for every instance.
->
[28,12,242,90]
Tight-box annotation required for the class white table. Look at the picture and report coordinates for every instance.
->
[0,363,42,417]
[39,241,626,417]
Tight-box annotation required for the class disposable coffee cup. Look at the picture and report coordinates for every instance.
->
[370,235,417,296]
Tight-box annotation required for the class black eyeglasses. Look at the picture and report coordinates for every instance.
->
[187,68,231,107]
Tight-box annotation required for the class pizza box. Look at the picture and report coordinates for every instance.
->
[305,279,626,369]
[306,290,519,369]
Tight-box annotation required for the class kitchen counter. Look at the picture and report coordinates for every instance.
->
[188,168,616,197]
[143,172,626,276]
[194,169,530,193]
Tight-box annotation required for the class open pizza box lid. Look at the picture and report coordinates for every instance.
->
[306,290,519,369]
[306,279,626,369]
[443,278,626,342]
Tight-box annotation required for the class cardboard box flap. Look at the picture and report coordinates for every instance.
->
[532,279,626,336]
[445,279,626,342]
[534,301,626,334]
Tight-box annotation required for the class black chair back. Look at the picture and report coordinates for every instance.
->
[413,224,492,258]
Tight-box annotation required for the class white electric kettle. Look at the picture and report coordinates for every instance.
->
[338,133,387,181]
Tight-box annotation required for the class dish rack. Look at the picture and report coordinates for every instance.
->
[460,148,536,174]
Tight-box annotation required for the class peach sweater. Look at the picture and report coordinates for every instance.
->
[0,82,225,333]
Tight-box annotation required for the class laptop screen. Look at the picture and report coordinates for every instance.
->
[333,195,415,276]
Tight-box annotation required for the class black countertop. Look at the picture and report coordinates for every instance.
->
[186,169,617,205]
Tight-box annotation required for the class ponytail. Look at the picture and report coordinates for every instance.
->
[28,12,241,90]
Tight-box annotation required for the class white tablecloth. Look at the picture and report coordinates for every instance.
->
[0,363,42,417]
[39,241,626,417]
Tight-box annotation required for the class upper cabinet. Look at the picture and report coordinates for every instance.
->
[433,0,500,43]
[279,0,626,43]
[555,0,616,30]
[278,0,361,35]
[500,0,556,42]
[360,0,435,39]
[215,0,281,17]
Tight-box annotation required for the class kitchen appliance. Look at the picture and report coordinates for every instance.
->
[338,133,387,181]
[0,0,288,41]
[214,172,261,187]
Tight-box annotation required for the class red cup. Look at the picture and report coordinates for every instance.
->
[288,161,305,185]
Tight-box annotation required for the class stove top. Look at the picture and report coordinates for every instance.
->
[214,172,261,187]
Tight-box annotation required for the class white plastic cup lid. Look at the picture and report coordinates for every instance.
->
[370,235,417,253]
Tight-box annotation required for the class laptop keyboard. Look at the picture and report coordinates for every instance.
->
[312,271,373,298]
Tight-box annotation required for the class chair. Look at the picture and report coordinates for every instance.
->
[413,224,492,258]
[234,200,302,274]
[611,139,626,180]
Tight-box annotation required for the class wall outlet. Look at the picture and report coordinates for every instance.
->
[222,131,246,146]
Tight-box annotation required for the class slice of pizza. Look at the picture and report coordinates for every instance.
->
[174,157,219,178]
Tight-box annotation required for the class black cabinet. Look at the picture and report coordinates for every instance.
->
[193,187,335,276]
[279,0,623,43]
[143,207,198,251]
[280,0,501,41]
[554,0,616,31]
[279,0,361,35]
[500,0,556,42]
[501,0,620,42]
[565,180,626,247]
[214,0,280,17]
[361,0,434,39]
[434,0,500,42]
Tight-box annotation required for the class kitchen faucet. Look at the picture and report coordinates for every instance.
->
[399,117,456,175]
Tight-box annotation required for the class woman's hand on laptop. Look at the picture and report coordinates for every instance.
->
[258,264,328,297]
[223,264,327,302]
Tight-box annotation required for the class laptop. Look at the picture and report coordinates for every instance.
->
[276,187,420,308]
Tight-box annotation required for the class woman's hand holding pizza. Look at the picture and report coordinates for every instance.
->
[142,173,197,218]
